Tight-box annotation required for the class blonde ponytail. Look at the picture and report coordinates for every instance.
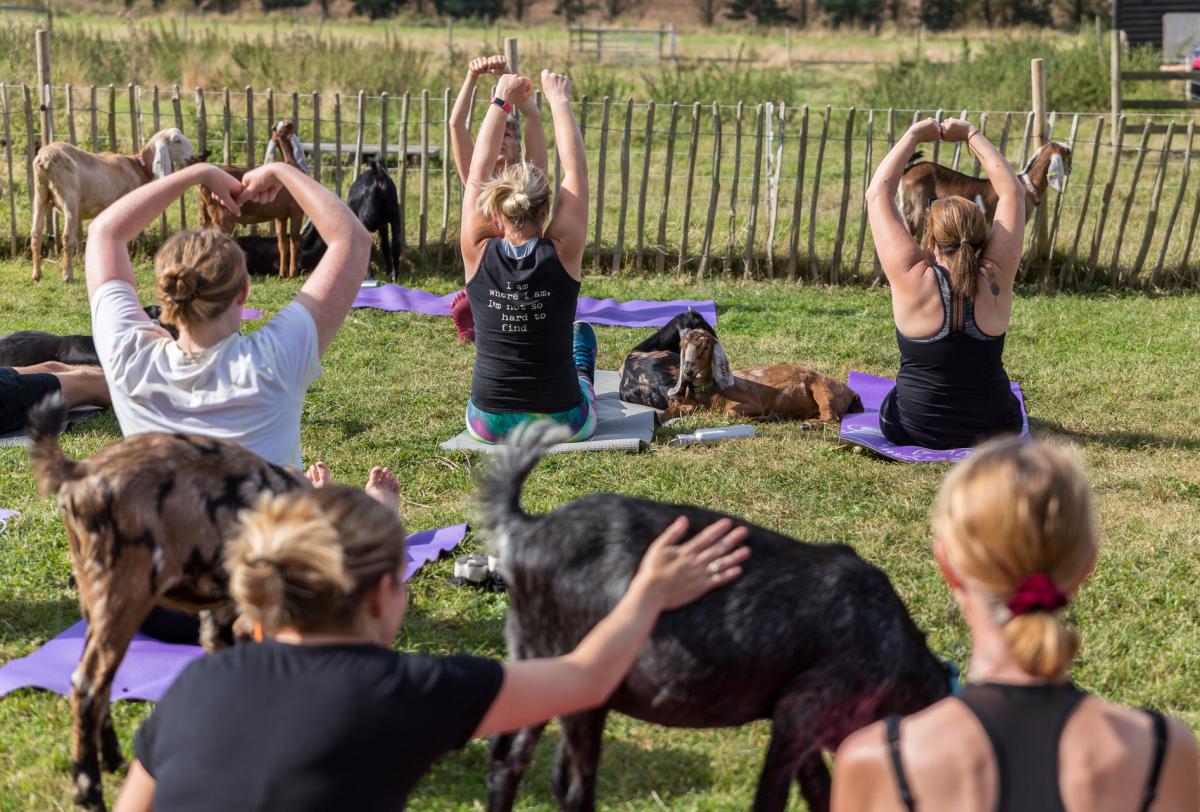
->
[155,229,248,328]
[476,162,550,232]
[933,437,1095,680]
[226,486,406,634]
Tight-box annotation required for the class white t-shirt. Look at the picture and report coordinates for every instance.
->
[91,280,321,469]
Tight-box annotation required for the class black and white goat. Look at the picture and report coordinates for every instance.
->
[300,158,402,278]
[479,421,951,812]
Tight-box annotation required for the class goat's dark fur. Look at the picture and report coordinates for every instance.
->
[27,395,307,810]
[618,311,718,411]
[0,308,176,368]
[235,235,325,277]
[300,158,402,278]
[480,421,950,812]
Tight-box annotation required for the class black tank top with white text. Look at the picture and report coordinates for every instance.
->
[467,237,581,414]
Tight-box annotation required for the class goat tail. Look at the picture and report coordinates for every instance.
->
[474,420,571,551]
[903,151,924,172]
[26,393,81,497]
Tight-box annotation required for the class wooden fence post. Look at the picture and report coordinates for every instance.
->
[612,97,633,274]
[786,104,809,282]
[807,105,831,281]
[35,29,51,150]
[152,85,167,238]
[88,85,98,152]
[334,92,344,195]
[634,101,654,270]
[1087,116,1125,280]
[655,101,680,273]
[1045,113,1079,282]
[853,109,874,279]
[265,87,274,135]
[1179,172,1200,283]
[107,84,116,150]
[292,91,300,131]
[397,91,409,254]
[21,85,35,198]
[245,86,255,166]
[353,89,366,180]
[222,87,231,165]
[724,101,743,273]
[1110,30,1121,146]
[1031,58,1049,264]
[440,88,452,249]
[679,101,701,273]
[311,92,321,182]
[1065,116,1104,282]
[65,84,76,144]
[830,106,855,283]
[419,89,429,252]
[998,111,1012,158]
[743,103,765,278]
[1152,121,1193,285]
[763,102,785,279]
[1108,118,1152,281]
[593,95,610,270]
[1128,122,1175,284]
[698,102,722,279]
[1,84,17,254]
[172,84,186,229]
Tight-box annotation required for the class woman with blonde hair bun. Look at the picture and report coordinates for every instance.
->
[866,118,1025,450]
[458,69,597,444]
[832,437,1198,812]
[113,487,749,811]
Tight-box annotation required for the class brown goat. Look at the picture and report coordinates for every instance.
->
[26,394,307,811]
[899,141,1072,242]
[664,329,862,423]
[31,129,194,283]
[197,120,305,278]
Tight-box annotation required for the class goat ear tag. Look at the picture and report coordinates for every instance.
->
[1048,154,1066,193]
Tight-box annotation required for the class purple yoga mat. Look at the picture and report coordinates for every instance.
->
[0,509,17,533]
[0,524,467,703]
[241,308,263,320]
[352,284,718,329]
[839,371,1029,463]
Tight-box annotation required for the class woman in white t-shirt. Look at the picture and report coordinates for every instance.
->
[85,161,371,469]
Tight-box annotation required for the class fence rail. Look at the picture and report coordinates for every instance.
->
[2,80,1199,289]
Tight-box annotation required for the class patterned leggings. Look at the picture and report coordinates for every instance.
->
[466,375,597,445]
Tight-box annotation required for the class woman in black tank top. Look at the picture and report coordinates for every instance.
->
[457,70,597,444]
[831,439,1198,812]
[865,117,1027,450]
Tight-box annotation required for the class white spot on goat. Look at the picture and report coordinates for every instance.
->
[70,669,91,695]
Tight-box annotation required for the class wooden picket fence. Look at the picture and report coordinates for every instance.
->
[2,81,1199,289]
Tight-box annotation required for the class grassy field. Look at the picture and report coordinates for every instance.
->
[1,256,1199,809]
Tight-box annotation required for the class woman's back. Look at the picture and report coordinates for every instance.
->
[845,686,1192,812]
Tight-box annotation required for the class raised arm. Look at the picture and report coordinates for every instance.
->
[942,118,1025,284]
[85,163,243,300]
[450,56,506,187]
[460,73,532,275]
[541,70,587,279]
[864,118,941,290]
[238,163,371,355]
[517,96,549,179]
[473,518,750,738]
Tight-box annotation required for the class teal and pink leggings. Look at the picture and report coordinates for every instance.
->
[466,375,596,444]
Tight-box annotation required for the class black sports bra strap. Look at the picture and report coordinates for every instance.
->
[886,714,918,812]
[1139,710,1169,812]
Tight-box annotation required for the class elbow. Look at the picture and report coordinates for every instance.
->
[349,221,372,259]
[864,183,888,205]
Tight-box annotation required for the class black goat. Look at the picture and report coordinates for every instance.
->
[480,421,951,812]
[0,307,176,367]
[619,310,718,411]
[235,235,324,277]
[300,158,402,278]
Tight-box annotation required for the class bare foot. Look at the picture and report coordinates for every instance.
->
[306,461,332,489]
[364,466,401,513]
[449,290,475,343]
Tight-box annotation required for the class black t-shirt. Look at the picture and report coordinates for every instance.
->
[134,641,504,811]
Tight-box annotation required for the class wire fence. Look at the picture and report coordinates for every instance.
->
[3,81,1199,288]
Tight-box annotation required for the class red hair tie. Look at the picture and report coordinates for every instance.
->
[1006,573,1067,617]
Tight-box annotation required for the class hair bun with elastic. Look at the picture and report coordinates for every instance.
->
[164,264,206,305]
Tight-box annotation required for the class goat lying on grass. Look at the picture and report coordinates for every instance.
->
[481,421,950,812]
[27,395,307,811]
[899,141,1071,241]
[664,329,862,423]
[618,310,718,411]
[0,308,175,367]
[197,120,305,278]
[300,158,402,279]
[31,128,194,283]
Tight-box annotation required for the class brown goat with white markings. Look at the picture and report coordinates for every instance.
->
[31,128,194,283]
[26,394,307,811]
[899,141,1072,242]
[664,329,862,423]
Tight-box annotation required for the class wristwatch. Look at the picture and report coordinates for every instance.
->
[492,97,513,115]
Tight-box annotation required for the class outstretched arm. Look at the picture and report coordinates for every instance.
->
[238,163,371,355]
[865,118,941,290]
[85,163,243,300]
[460,73,532,277]
[943,118,1025,284]
[451,56,506,187]
[541,71,587,279]
[473,517,750,737]
[518,96,549,179]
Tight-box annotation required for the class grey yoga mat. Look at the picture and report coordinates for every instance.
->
[441,371,656,454]
[0,406,105,448]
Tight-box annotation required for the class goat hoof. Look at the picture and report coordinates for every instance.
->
[100,741,124,774]
[72,773,105,810]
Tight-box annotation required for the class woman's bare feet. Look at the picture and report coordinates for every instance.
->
[364,466,401,514]
[449,290,475,343]
[306,461,332,488]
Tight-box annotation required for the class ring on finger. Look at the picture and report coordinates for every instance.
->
[707,561,721,575]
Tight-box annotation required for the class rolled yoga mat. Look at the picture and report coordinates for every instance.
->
[838,371,1029,463]
[352,284,719,329]
[0,524,468,703]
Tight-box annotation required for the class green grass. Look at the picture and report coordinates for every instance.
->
[2,258,1199,809]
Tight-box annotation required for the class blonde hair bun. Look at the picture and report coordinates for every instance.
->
[154,229,248,328]
[477,162,550,232]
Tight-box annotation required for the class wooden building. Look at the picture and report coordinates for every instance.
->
[1114,0,1199,49]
